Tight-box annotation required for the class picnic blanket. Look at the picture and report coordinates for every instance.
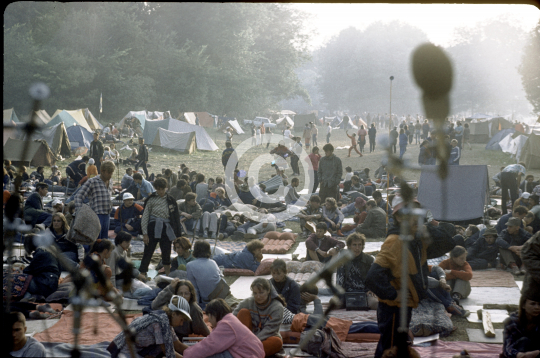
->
[470,270,518,287]
[323,307,378,322]
[41,342,110,358]
[34,310,141,345]
[414,340,503,358]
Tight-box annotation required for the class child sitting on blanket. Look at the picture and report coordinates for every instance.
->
[106,231,150,297]
[437,245,473,302]
[270,259,302,314]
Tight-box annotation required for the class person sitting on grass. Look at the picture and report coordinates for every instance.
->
[337,233,378,310]
[108,295,191,358]
[151,279,210,340]
[22,234,60,301]
[182,298,265,358]
[133,172,155,200]
[438,245,473,302]
[466,227,500,270]
[355,199,387,239]
[80,239,121,301]
[106,231,148,292]
[305,222,345,263]
[213,239,264,272]
[284,177,301,205]
[322,197,344,236]
[501,289,540,358]
[297,195,323,237]
[178,193,203,236]
[270,259,302,314]
[114,192,144,236]
[426,264,470,317]
[233,278,285,357]
[497,217,532,275]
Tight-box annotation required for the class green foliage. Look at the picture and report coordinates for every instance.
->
[519,20,540,115]
[4,3,310,121]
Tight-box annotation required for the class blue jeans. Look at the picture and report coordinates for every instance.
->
[37,212,52,227]
[399,145,407,159]
[341,203,356,217]
[237,222,255,233]
[326,216,341,230]
[98,214,110,239]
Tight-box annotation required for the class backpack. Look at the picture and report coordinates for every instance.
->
[300,326,346,358]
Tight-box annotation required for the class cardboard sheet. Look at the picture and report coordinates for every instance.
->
[466,328,504,344]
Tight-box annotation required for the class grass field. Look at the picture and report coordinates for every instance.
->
[56,126,539,186]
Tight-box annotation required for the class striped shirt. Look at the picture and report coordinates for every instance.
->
[141,195,170,235]
[75,175,113,215]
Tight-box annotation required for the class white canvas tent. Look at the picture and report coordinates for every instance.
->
[168,119,219,151]
[227,119,244,134]
[152,128,196,154]
[499,133,529,160]
[183,112,197,125]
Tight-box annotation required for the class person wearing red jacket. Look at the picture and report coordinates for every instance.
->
[438,245,473,301]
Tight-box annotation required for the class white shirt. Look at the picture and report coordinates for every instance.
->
[250,184,264,200]
[283,129,292,138]
[327,125,332,134]
[345,172,353,181]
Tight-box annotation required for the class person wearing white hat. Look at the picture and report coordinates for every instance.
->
[109,295,191,358]
[113,192,144,235]
[513,192,532,211]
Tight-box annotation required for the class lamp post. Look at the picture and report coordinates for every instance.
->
[386,76,394,224]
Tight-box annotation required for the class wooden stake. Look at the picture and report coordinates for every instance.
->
[482,310,496,338]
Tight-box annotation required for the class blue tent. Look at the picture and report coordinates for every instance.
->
[485,128,515,151]
[143,118,170,143]
[66,125,94,149]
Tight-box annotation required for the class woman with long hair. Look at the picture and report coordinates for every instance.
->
[151,278,210,339]
[233,278,285,356]
[47,212,80,270]
[502,292,540,358]
[183,298,265,358]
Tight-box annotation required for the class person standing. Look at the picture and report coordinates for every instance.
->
[265,125,273,148]
[390,127,398,154]
[283,126,292,148]
[454,121,464,149]
[311,122,318,147]
[326,122,332,144]
[357,125,368,153]
[399,128,408,159]
[140,177,182,277]
[74,160,116,240]
[449,139,461,165]
[368,123,377,153]
[414,120,422,144]
[463,123,472,150]
[303,123,311,151]
[222,141,237,174]
[251,125,257,146]
[317,143,342,202]
[343,113,350,131]
[89,131,104,174]
[422,119,430,140]
[225,127,233,143]
[501,163,527,215]
[346,130,363,157]
[135,137,149,179]
[307,146,321,193]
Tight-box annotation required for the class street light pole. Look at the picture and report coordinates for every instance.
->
[386,76,394,224]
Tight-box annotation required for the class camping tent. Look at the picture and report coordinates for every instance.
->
[168,119,219,151]
[488,117,513,138]
[31,122,71,158]
[276,116,294,130]
[3,122,26,145]
[23,110,52,126]
[118,111,147,129]
[520,134,540,169]
[499,133,528,160]
[485,128,515,151]
[3,138,57,167]
[143,118,170,143]
[82,108,103,131]
[417,165,489,224]
[47,110,93,132]
[226,120,244,134]
[183,112,197,125]
[66,125,94,150]
[152,128,196,154]
[468,121,491,143]
[195,112,214,127]
[3,108,19,124]
[293,113,317,130]
[465,113,492,121]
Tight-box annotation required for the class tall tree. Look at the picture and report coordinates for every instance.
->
[519,20,540,115]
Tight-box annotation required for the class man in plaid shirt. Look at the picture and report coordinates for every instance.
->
[75,160,116,240]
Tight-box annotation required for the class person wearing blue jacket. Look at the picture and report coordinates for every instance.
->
[398,128,408,159]
[449,139,461,165]
[270,259,302,314]
[212,240,264,272]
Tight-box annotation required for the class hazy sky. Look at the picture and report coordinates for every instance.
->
[293,3,540,49]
